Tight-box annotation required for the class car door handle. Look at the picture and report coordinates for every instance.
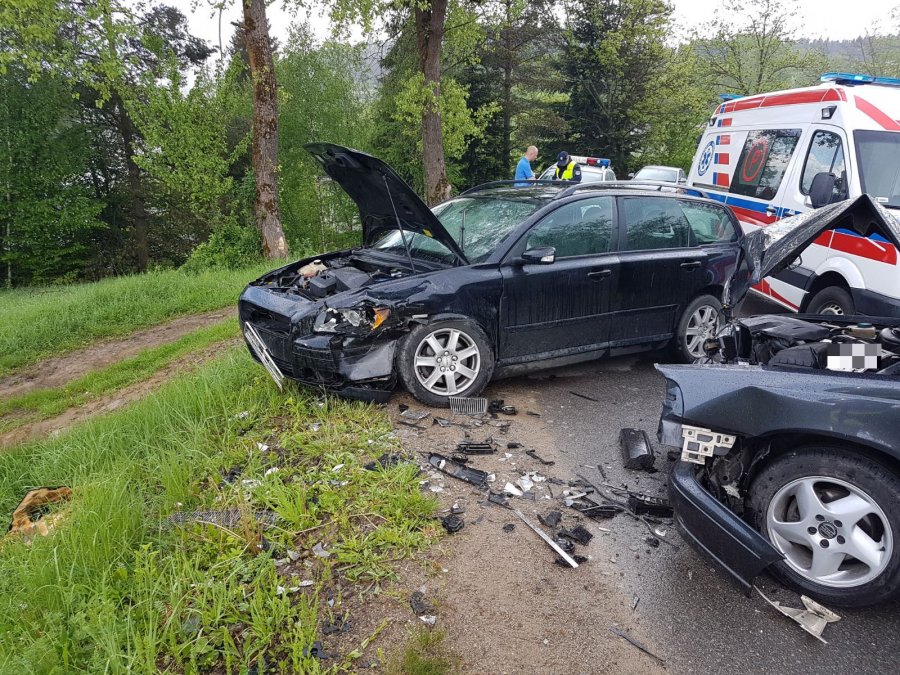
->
[587,269,611,279]
[680,261,701,270]
[766,205,778,215]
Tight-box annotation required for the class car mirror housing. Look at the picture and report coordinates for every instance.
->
[809,172,837,208]
[521,247,556,264]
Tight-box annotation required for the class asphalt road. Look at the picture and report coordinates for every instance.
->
[485,295,900,675]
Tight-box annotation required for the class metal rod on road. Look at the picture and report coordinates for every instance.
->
[514,509,579,568]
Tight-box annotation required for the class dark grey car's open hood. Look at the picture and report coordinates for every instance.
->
[727,195,900,305]
[305,143,467,264]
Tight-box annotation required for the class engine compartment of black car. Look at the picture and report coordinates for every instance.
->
[256,253,411,300]
[717,314,900,375]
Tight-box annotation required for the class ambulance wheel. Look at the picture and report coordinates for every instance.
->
[807,286,854,316]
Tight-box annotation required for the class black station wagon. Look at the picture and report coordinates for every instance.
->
[239,144,742,405]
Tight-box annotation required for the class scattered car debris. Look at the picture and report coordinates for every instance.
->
[755,587,841,643]
[608,627,665,666]
[554,536,575,553]
[419,615,437,626]
[410,590,434,615]
[507,442,523,449]
[517,474,535,493]
[323,620,351,635]
[525,449,555,466]
[456,440,495,455]
[441,514,465,533]
[514,509,579,568]
[570,391,600,403]
[302,641,330,660]
[450,452,470,464]
[538,510,562,528]
[312,542,332,558]
[554,554,588,567]
[568,495,622,520]
[487,492,509,507]
[449,396,488,415]
[168,508,277,530]
[644,537,660,548]
[626,493,673,517]
[488,399,517,415]
[428,453,489,488]
[400,407,431,421]
[619,428,655,470]
[502,523,515,533]
[363,453,405,471]
[432,417,453,428]
[7,486,72,541]
[504,482,524,497]
[451,502,465,514]
[526,411,541,418]
[559,525,593,546]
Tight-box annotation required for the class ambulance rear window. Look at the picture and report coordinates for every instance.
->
[730,129,801,201]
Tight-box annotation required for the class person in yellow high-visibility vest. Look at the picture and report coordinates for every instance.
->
[553,151,582,182]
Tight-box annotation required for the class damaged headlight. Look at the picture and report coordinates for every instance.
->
[313,306,391,334]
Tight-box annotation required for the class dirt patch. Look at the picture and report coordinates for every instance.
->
[0,308,235,401]
[387,388,668,674]
[0,338,240,449]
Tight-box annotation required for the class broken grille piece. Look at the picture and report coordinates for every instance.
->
[448,396,488,415]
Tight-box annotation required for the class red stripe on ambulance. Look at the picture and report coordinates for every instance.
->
[854,96,900,131]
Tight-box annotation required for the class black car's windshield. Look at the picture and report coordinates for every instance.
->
[855,130,900,208]
[371,196,543,264]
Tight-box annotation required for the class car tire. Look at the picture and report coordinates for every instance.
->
[397,318,495,407]
[747,446,900,607]
[806,286,854,316]
[674,294,723,363]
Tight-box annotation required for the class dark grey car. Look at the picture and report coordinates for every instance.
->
[657,195,900,607]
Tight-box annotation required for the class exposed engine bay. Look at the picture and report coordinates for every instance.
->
[255,254,410,300]
[711,314,900,375]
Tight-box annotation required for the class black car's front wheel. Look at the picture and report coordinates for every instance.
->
[397,318,495,407]
[674,294,722,363]
[747,446,900,607]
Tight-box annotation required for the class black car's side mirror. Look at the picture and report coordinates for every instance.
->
[520,247,556,264]
[809,172,837,208]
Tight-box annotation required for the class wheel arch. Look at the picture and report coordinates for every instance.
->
[800,268,857,312]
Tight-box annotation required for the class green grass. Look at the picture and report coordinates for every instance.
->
[0,263,276,377]
[0,318,238,434]
[387,630,455,675]
[0,348,438,673]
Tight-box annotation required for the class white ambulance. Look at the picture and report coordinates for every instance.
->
[687,73,900,316]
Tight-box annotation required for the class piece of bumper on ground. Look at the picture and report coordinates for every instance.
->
[668,461,782,593]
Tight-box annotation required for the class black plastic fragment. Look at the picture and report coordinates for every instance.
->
[410,590,433,615]
[559,525,593,546]
[554,554,588,567]
[571,496,623,520]
[428,453,488,488]
[502,523,515,533]
[526,449,555,466]
[538,510,562,528]
[441,514,465,533]
[554,537,575,553]
[450,453,470,464]
[323,620,350,635]
[627,493,673,517]
[645,536,661,548]
[619,428,655,470]
[456,441,495,455]
[487,492,509,507]
[302,641,329,659]
[570,390,600,402]
[507,442,523,449]
[364,453,404,471]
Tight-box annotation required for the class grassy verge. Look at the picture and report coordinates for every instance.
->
[0,318,238,434]
[0,262,277,377]
[0,349,438,672]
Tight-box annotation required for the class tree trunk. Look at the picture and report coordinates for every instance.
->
[415,0,451,206]
[243,0,288,259]
[115,95,150,272]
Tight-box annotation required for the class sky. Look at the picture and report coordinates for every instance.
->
[174,0,899,62]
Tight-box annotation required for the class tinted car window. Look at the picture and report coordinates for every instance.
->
[854,130,900,208]
[801,130,846,199]
[730,129,801,200]
[622,197,690,251]
[526,197,614,258]
[680,202,738,244]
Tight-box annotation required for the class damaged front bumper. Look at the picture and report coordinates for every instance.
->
[668,460,783,593]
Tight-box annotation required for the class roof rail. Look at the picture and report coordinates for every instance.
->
[558,180,704,198]
[460,179,573,195]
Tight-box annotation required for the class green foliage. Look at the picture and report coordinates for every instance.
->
[563,0,672,174]
[0,349,437,671]
[0,263,272,376]
[182,222,262,273]
[388,629,455,675]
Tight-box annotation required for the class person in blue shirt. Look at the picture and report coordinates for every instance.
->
[514,146,538,186]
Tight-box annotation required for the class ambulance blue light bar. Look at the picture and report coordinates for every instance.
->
[718,93,742,101]
[821,72,900,87]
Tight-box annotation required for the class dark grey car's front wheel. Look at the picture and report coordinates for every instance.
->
[748,447,900,607]
[397,318,495,407]
[674,294,722,363]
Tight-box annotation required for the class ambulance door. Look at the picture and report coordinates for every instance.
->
[725,127,803,231]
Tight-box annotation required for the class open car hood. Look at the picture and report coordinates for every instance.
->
[305,143,467,264]
[727,195,900,306]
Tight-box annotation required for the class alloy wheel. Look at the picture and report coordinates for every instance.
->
[766,476,893,588]
[413,328,481,396]
[684,304,720,360]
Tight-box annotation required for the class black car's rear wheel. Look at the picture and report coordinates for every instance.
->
[747,446,900,607]
[674,294,722,363]
[397,318,494,406]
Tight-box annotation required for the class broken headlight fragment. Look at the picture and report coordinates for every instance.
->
[313,306,391,335]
